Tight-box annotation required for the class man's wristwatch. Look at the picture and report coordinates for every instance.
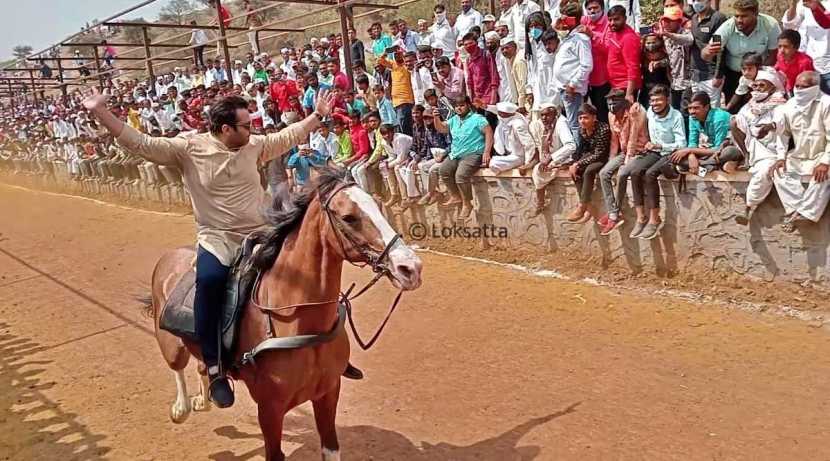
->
[312,112,324,121]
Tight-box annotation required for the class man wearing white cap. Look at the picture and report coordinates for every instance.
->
[232,60,246,85]
[727,67,787,225]
[483,14,497,33]
[485,31,516,105]
[489,101,535,173]
[529,103,577,216]
[417,19,433,46]
[769,70,830,232]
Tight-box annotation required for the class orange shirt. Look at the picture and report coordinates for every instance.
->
[378,56,414,107]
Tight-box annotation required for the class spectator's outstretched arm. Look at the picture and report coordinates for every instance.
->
[260,90,334,164]
[83,88,185,166]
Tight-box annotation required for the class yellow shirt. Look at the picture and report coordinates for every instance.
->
[116,117,317,265]
[379,56,414,107]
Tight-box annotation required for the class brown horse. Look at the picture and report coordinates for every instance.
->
[146,169,423,461]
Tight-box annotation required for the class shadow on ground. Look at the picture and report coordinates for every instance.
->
[209,401,580,460]
[0,321,110,460]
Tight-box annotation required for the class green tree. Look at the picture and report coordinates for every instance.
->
[12,45,33,60]
[159,0,196,24]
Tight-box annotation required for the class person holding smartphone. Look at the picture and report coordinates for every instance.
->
[689,0,727,108]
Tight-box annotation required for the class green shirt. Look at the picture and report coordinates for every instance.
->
[688,107,731,149]
[368,129,386,163]
[333,131,353,163]
[713,14,781,72]
[447,112,488,160]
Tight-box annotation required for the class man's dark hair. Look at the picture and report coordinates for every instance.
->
[779,29,802,49]
[379,123,396,134]
[413,104,425,113]
[462,32,478,42]
[649,84,670,98]
[690,91,711,106]
[404,51,417,58]
[434,4,446,13]
[578,103,597,116]
[352,59,365,69]
[541,29,559,44]
[417,45,433,53]
[608,5,627,17]
[209,96,249,134]
[732,0,759,12]
[436,56,451,67]
[424,88,437,98]
[740,52,764,68]
[584,0,604,9]
[356,74,370,85]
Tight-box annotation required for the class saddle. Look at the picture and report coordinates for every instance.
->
[159,232,265,366]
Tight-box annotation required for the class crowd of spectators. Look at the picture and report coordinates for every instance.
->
[3,0,830,240]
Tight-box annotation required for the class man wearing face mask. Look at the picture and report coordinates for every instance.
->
[769,71,830,232]
[552,2,593,144]
[430,4,458,58]
[528,103,577,217]
[580,0,612,123]
[689,0,727,108]
[724,68,787,225]
[456,0,484,38]
[489,102,536,173]
[462,32,500,108]
[485,31,516,105]
[526,13,559,118]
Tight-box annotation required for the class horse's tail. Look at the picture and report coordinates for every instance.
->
[135,293,154,318]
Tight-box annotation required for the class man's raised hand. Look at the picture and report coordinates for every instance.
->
[314,89,335,118]
[82,87,108,112]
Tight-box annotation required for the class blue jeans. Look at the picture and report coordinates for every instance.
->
[821,72,830,95]
[194,246,230,368]
[560,90,583,147]
[395,103,413,136]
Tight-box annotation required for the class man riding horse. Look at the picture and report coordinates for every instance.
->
[82,87,362,408]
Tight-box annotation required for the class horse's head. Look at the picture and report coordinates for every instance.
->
[320,180,422,291]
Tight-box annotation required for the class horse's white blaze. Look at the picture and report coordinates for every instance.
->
[322,447,341,461]
[170,369,192,424]
[345,187,399,247]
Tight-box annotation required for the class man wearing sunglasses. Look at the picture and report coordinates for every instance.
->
[81,87,338,409]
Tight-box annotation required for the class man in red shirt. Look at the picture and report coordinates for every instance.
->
[328,59,352,92]
[268,69,300,112]
[462,32,500,106]
[605,6,641,104]
[774,29,815,94]
[208,0,232,28]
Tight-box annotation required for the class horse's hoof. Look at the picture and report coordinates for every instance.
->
[170,399,191,424]
[191,394,211,412]
[322,447,341,461]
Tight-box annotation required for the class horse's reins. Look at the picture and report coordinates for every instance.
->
[250,180,404,351]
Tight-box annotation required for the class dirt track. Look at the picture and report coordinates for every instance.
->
[1,182,830,461]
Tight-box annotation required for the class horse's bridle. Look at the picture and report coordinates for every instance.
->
[321,180,401,278]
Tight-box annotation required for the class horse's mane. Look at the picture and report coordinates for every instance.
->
[251,166,349,271]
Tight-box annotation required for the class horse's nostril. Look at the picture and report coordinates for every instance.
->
[395,264,413,279]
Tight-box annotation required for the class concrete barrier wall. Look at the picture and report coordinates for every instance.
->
[389,170,830,287]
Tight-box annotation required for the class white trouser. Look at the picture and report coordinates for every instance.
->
[351,159,371,191]
[248,30,259,54]
[397,162,422,198]
[746,158,777,208]
[775,169,830,222]
[488,153,524,174]
[692,79,722,109]
[418,158,441,193]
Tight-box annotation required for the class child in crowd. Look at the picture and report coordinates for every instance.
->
[726,52,763,113]
[331,116,354,167]
[774,29,815,95]
[374,84,398,128]
[287,143,325,188]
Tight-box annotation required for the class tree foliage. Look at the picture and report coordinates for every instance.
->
[159,0,196,24]
[12,45,33,60]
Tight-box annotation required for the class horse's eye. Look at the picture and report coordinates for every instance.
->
[342,214,358,225]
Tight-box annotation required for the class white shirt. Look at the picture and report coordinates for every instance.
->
[310,131,340,159]
[494,114,535,162]
[153,109,176,134]
[782,2,830,74]
[384,133,414,165]
[495,50,516,104]
[529,115,577,165]
[175,74,192,92]
[512,0,541,54]
[455,8,483,38]
[232,69,246,85]
[411,67,435,105]
[551,31,593,95]
[777,94,830,174]
[189,29,209,46]
[526,40,558,110]
[735,94,785,167]
[430,19,458,57]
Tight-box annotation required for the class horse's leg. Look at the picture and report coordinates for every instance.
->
[312,381,341,461]
[191,362,211,412]
[170,368,192,424]
[257,401,286,461]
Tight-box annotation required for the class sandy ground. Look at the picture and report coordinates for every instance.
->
[1,182,830,461]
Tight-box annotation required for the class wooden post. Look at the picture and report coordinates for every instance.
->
[92,45,104,90]
[215,0,233,70]
[339,4,353,85]
[7,80,17,111]
[490,0,496,15]
[54,50,68,98]
[141,26,156,93]
[28,70,38,105]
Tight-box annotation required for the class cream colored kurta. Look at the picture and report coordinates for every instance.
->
[117,117,317,265]
[776,95,830,175]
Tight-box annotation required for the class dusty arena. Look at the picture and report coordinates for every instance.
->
[2,182,830,460]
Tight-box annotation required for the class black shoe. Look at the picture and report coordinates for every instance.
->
[343,362,364,380]
[208,374,235,408]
